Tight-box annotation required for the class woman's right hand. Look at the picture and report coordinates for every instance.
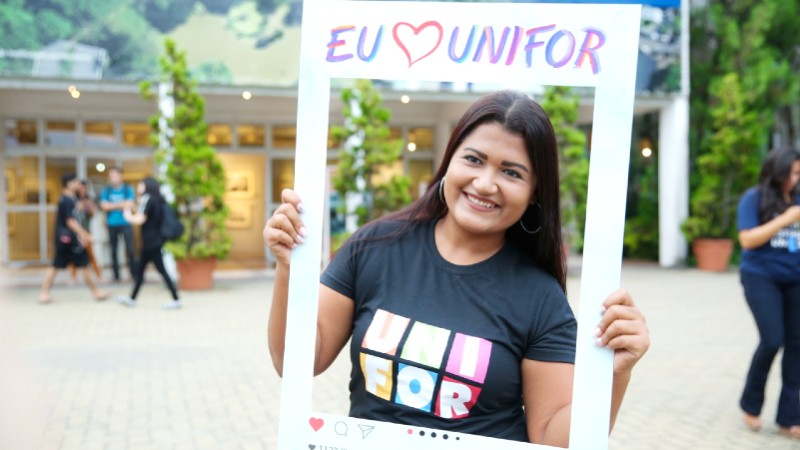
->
[263,189,308,266]
[782,205,800,225]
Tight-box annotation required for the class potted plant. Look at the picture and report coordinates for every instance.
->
[681,72,761,271]
[140,38,232,289]
[541,86,589,256]
[330,79,411,249]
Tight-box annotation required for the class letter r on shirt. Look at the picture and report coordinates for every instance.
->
[436,376,481,419]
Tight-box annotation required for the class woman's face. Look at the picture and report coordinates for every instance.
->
[442,122,536,239]
[785,160,800,194]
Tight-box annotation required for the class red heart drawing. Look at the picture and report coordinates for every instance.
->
[392,21,444,68]
[309,417,324,432]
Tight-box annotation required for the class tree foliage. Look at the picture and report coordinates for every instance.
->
[686,0,800,241]
[541,86,588,250]
[140,38,231,260]
[683,73,762,241]
[331,79,411,229]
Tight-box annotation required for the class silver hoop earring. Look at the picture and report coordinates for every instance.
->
[438,176,446,205]
[520,202,542,234]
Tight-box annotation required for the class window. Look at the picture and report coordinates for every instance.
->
[272,125,296,149]
[4,119,37,147]
[121,123,150,147]
[408,160,434,200]
[5,156,40,206]
[208,124,233,147]
[237,124,265,148]
[45,120,76,146]
[407,127,434,152]
[85,121,116,147]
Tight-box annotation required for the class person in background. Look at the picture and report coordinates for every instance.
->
[39,173,109,304]
[100,167,135,282]
[70,180,102,283]
[737,147,800,439]
[264,91,649,445]
[116,177,181,310]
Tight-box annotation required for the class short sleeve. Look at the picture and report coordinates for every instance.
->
[738,188,760,231]
[525,290,577,364]
[320,236,358,300]
[100,188,109,202]
[58,197,75,222]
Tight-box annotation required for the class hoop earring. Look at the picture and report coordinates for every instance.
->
[438,176,446,205]
[520,202,542,234]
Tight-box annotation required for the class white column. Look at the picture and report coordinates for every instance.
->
[158,82,178,281]
[658,96,689,267]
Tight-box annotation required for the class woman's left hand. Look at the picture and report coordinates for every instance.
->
[595,289,649,375]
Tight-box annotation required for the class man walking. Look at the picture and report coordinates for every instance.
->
[39,173,109,303]
[100,167,135,282]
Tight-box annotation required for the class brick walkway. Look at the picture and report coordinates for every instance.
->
[0,263,797,449]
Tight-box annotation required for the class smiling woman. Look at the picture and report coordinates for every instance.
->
[264,90,650,447]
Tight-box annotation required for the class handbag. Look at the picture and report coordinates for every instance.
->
[56,226,83,253]
[57,225,73,245]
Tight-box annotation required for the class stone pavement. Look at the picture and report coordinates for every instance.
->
[0,263,798,450]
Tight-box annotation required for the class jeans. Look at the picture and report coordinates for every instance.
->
[739,271,800,427]
[108,225,135,281]
[130,246,179,301]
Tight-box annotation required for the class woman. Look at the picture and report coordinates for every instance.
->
[116,177,181,310]
[264,91,649,446]
[737,147,800,438]
[70,180,102,283]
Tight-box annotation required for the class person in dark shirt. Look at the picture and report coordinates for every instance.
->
[38,173,109,304]
[737,148,800,438]
[115,177,181,309]
[263,91,650,445]
[69,180,102,283]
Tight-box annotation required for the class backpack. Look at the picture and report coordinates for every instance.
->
[160,202,185,241]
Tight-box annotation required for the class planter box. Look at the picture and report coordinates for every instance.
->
[176,257,217,290]
[692,238,733,272]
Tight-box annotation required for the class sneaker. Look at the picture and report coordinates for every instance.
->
[116,296,136,307]
[162,300,182,310]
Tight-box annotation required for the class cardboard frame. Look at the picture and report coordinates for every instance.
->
[279,1,641,449]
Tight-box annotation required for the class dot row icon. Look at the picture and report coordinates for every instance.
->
[407,428,460,440]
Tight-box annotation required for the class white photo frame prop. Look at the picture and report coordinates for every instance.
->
[280,1,641,449]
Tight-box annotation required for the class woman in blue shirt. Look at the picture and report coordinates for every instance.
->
[737,147,800,438]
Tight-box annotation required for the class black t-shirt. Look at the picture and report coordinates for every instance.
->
[321,219,576,442]
[55,194,77,242]
[138,195,164,249]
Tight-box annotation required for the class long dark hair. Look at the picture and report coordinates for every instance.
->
[375,91,566,290]
[758,147,800,223]
[141,177,164,204]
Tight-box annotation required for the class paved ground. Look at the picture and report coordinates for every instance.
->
[0,262,798,449]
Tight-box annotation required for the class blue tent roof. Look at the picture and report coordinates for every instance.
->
[514,0,680,7]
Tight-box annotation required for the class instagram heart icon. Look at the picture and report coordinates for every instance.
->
[309,417,324,432]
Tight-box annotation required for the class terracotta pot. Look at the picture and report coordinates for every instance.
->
[176,257,216,290]
[692,238,734,272]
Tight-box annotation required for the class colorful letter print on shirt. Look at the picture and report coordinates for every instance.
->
[360,308,492,419]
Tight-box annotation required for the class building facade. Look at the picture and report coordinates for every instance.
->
[0,0,688,268]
